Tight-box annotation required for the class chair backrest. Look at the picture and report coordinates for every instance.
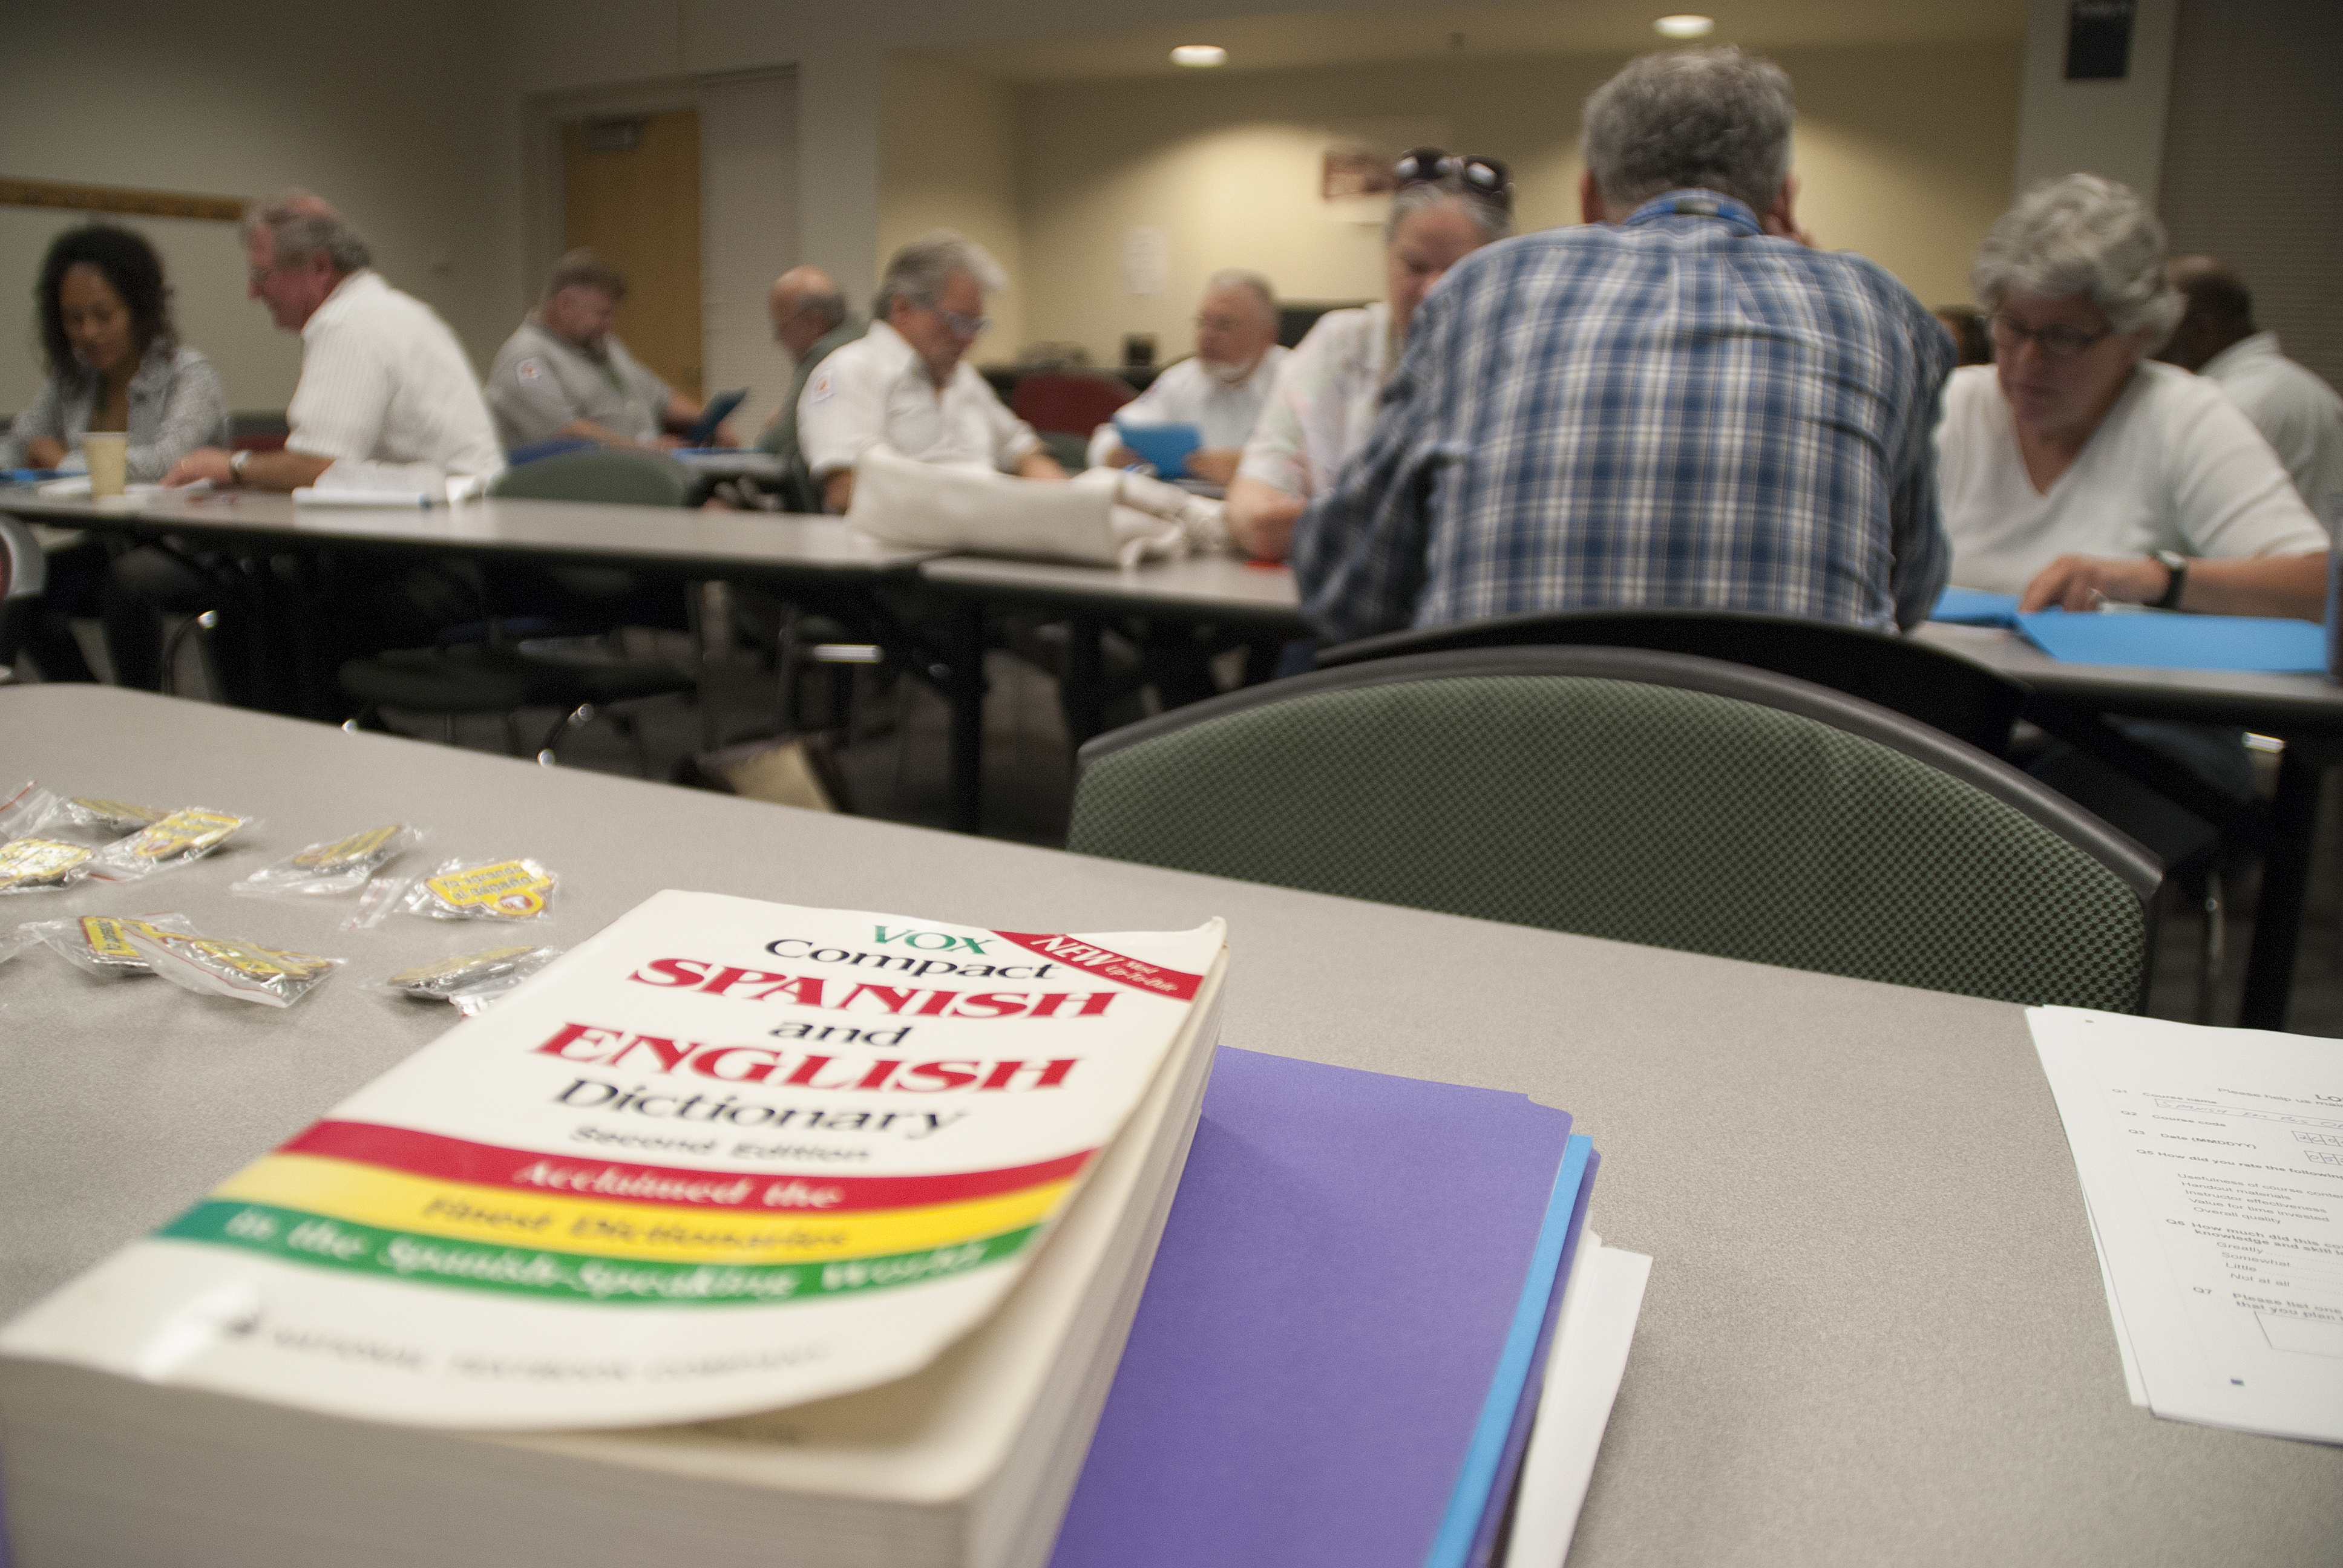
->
[1069,647,2162,1011]
[0,517,46,601]
[1318,607,2026,756]
[1011,370,1138,436]
[488,447,691,507]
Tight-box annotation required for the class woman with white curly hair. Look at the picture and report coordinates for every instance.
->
[1938,174,2327,620]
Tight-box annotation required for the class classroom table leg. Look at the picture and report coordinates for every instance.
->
[1064,613,1106,751]
[947,598,986,835]
[2236,742,2329,1031]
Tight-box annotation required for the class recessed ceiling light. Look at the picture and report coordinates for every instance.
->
[1170,44,1228,67]
[1654,15,1715,38]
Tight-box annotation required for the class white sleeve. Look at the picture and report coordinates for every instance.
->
[286,321,395,463]
[1084,371,1170,467]
[1235,338,1316,497]
[796,351,885,479]
[2166,387,2331,560]
[981,381,1042,472]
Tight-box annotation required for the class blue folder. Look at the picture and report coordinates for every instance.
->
[1929,586,2022,627]
[2016,608,2328,675]
[1114,420,1202,477]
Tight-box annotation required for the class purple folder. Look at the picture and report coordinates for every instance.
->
[1049,1048,1590,1568]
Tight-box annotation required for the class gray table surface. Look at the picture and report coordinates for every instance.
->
[1915,620,2343,733]
[918,551,1311,624]
[2,685,2335,1562]
[0,488,941,578]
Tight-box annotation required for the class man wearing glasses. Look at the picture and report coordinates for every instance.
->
[799,230,1065,514]
[1292,48,1953,644]
[1087,270,1288,483]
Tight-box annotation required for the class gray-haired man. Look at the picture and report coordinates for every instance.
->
[1294,48,1952,644]
[487,249,723,452]
[165,192,500,493]
[1087,270,1288,482]
[755,266,866,501]
[796,230,1065,513]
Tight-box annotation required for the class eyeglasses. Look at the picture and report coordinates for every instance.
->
[1987,312,2111,361]
[1393,146,1513,211]
[933,306,991,339]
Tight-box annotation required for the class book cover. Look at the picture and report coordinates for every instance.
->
[0,893,1224,1432]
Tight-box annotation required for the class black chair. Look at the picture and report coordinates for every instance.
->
[1070,646,2163,1011]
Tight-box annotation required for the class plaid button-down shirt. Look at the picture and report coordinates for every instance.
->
[1291,192,1953,644]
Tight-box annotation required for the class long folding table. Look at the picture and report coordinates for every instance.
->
[2,683,2338,1564]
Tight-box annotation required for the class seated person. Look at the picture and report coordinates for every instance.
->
[798,229,1066,514]
[2157,255,2343,523]
[487,250,729,452]
[1939,175,2329,802]
[1086,270,1288,484]
[1,223,226,682]
[1292,51,1954,644]
[1225,149,1510,561]
[166,195,501,494]
[758,266,865,475]
[1939,176,2327,622]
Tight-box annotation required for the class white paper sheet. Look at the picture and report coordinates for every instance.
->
[2031,1006,2343,1445]
[1504,1236,1653,1567]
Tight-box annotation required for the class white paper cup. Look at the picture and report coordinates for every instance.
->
[83,432,128,498]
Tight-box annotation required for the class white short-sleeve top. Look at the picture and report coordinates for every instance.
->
[796,321,1040,480]
[1235,303,1393,501]
[1935,361,2328,594]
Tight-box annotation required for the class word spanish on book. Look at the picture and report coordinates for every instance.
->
[1,892,1228,1446]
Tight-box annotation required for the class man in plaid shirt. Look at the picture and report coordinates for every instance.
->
[1292,48,1953,645]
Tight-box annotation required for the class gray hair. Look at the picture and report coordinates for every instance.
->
[1202,268,1277,321]
[1971,174,2183,345]
[1385,183,1512,246]
[243,189,372,274]
[1581,47,1795,212]
[875,229,1007,318]
[543,247,626,303]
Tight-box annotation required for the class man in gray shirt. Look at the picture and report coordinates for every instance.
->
[487,250,728,451]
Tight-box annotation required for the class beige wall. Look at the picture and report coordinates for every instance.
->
[879,56,1027,356]
[1010,38,2022,365]
[0,0,523,417]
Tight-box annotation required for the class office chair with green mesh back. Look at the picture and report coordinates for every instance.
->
[339,448,698,770]
[1068,646,2164,1011]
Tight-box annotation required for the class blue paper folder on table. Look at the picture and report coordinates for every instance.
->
[1051,1048,1598,1568]
[2016,608,2327,675]
[1929,586,2021,627]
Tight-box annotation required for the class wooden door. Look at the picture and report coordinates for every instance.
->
[562,108,703,399]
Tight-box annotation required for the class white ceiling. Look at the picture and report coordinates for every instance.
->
[921,0,2027,83]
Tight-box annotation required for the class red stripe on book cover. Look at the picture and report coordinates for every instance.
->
[991,932,1204,1001]
[276,1122,1095,1213]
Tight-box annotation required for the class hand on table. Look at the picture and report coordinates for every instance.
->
[2020,554,2167,613]
[23,436,68,469]
[165,448,237,488]
[1224,481,1306,562]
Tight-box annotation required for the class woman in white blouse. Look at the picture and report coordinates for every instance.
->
[1224,151,1512,561]
[1938,175,2327,620]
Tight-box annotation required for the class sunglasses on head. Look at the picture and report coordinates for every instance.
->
[1393,147,1513,209]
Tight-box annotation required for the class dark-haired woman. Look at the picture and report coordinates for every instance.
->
[3,225,226,682]
[4,224,225,480]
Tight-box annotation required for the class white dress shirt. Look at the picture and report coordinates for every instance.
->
[796,320,1040,480]
[288,270,503,485]
[1936,361,2328,594]
[1084,346,1290,469]
[1236,304,1392,501]
[2198,332,2343,532]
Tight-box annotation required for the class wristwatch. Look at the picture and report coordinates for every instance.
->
[2149,549,2189,610]
[229,449,252,485]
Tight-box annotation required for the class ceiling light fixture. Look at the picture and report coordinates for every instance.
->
[1654,15,1715,39]
[1170,44,1228,68]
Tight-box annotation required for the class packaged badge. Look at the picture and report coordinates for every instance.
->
[385,944,561,1010]
[0,782,63,840]
[120,927,341,1009]
[27,912,200,976]
[232,823,422,898]
[58,797,171,835]
[91,807,255,881]
[398,857,558,923]
[0,838,96,894]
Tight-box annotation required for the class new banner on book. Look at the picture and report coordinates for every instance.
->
[0,892,1225,1429]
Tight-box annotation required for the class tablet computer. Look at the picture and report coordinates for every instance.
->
[684,389,749,446]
